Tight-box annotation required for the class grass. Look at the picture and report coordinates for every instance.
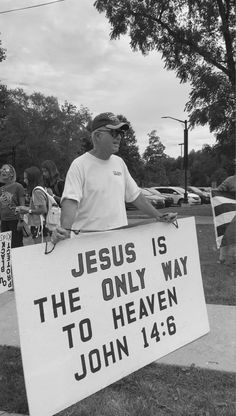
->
[0,345,235,416]
[196,223,236,305]
[0,203,235,415]
[128,204,236,305]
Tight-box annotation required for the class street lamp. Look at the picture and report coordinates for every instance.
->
[162,116,189,204]
[178,142,184,170]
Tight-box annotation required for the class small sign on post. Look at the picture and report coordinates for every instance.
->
[0,231,12,294]
[12,218,209,416]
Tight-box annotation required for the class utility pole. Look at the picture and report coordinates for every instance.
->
[162,116,189,203]
[178,142,184,170]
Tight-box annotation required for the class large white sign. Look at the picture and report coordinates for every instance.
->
[0,231,12,294]
[12,218,209,416]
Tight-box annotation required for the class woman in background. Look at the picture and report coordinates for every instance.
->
[15,166,49,244]
[0,164,25,248]
[41,160,64,206]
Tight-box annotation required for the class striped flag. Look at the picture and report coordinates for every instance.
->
[211,190,236,249]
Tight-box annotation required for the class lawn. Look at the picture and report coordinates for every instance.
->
[128,203,236,305]
[0,203,235,415]
[196,223,235,305]
[0,345,235,416]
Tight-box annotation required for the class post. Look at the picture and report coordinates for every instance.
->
[178,142,184,170]
[161,116,189,203]
[183,121,188,204]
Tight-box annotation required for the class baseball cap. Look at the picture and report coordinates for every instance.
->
[90,112,129,132]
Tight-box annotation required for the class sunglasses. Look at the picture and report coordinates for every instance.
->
[98,129,125,139]
[0,167,11,173]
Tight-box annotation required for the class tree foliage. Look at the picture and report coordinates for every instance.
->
[0,86,233,187]
[117,114,144,184]
[0,37,6,64]
[94,0,235,152]
[0,89,92,177]
[142,130,168,185]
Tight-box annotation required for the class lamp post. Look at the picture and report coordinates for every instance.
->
[178,142,184,170]
[162,116,189,203]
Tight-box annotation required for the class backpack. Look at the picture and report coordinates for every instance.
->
[33,186,61,231]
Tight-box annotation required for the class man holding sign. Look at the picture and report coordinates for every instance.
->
[53,112,177,243]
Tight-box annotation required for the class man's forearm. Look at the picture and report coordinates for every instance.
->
[60,199,78,229]
[131,193,162,220]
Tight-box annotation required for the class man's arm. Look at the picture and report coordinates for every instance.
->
[60,198,77,229]
[131,192,162,220]
[131,193,177,223]
[52,198,78,241]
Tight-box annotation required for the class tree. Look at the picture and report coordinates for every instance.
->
[94,0,235,151]
[0,37,6,64]
[142,130,168,185]
[116,114,144,184]
[0,89,92,177]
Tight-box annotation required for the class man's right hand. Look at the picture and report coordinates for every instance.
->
[51,226,71,244]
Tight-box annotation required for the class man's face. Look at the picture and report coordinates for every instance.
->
[96,128,124,154]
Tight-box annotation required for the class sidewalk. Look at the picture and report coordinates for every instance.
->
[0,290,235,373]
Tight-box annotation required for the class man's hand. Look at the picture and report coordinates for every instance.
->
[158,212,178,223]
[51,226,71,244]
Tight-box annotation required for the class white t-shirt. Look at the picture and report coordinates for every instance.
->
[61,152,140,231]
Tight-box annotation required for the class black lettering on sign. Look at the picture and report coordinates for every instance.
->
[161,256,188,281]
[62,318,92,349]
[52,292,66,318]
[33,287,82,323]
[112,287,178,329]
[102,268,146,301]
[152,236,167,256]
[86,250,97,274]
[33,297,48,323]
[74,336,129,381]
[125,242,136,263]
[71,243,136,278]
[99,248,111,270]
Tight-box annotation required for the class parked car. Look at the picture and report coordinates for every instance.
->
[150,187,174,207]
[154,186,201,205]
[141,188,165,209]
[198,187,212,197]
[188,186,210,204]
[125,188,165,210]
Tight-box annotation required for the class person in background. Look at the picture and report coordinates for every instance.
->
[41,160,64,206]
[15,166,50,244]
[53,112,177,243]
[217,163,236,264]
[0,164,25,248]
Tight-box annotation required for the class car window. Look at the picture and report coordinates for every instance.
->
[157,188,169,194]
[175,187,185,193]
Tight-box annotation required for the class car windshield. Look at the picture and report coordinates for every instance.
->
[175,187,185,193]
[149,188,162,196]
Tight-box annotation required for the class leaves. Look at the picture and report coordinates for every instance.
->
[94,0,235,150]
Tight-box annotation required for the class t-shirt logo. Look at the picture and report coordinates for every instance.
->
[113,171,122,176]
[0,191,14,208]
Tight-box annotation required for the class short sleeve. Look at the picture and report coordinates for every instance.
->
[61,160,84,203]
[123,162,141,202]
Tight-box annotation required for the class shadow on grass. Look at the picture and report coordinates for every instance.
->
[1,344,235,416]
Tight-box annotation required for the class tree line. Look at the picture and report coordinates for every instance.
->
[0,0,234,186]
[0,87,234,187]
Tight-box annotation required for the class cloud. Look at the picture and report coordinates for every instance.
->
[0,0,216,157]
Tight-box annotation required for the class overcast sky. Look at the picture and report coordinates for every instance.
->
[0,0,216,158]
